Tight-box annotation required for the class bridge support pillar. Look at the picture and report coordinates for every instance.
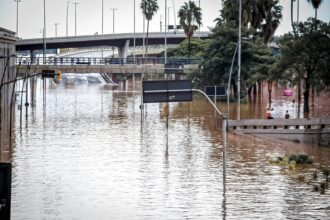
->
[118,39,130,60]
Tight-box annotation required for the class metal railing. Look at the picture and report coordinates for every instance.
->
[16,56,202,66]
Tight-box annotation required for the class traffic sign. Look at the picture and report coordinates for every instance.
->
[143,80,192,103]
[205,86,226,96]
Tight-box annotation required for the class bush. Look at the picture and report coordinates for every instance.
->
[288,154,313,164]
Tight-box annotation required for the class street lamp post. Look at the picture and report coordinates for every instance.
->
[102,0,104,35]
[167,6,171,27]
[134,0,136,62]
[66,1,70,36]
[164,0,167,64]
[110,8,118,34]
[54,23,59,37]
[43,0,47,64]
[73,2,79,36]
[237,0,242,120]
[14,0,21,36]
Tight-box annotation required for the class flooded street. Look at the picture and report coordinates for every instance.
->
[11,77,330,219]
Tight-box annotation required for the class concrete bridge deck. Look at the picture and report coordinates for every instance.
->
[228,117,330,146]
[16,63,198,75]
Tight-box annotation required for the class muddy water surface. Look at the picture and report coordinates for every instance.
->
[11,77,330,219]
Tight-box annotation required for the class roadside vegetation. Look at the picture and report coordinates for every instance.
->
[270,154,329,194]
[168,0,330,114]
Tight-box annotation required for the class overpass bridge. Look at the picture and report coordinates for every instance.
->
[16,31,211,59]
[16,56,201,75]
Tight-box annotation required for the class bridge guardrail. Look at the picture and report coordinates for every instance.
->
[16,57,202,66]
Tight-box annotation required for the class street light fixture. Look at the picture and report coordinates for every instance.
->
[14,0,21,37]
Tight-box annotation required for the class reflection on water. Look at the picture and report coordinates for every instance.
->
[12,77,330,219]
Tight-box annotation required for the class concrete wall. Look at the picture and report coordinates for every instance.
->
[0,28,17,162]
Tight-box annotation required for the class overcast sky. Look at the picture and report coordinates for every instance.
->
[0,0,329,39]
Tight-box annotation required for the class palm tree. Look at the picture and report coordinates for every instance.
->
[261,0,282,43]
[291,0,297,35]
[140,0,159,59]
[178,1,202,59]
[307,0,323,19]
[306,0,323,112]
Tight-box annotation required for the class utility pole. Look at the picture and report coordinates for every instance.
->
[54,23,59,37]
[73,2,79,36]
[160,15,163,32]
[14,0,21,36]
[237,0,242,120]
[66,1,70,36]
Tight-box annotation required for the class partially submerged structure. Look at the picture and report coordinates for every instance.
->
[0,27,17,162]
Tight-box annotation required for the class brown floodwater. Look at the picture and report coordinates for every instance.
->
[11,76,330,219]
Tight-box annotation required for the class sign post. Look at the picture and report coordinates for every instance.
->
[141,80,228,191]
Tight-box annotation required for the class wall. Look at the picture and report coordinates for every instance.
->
[0,28,17,162]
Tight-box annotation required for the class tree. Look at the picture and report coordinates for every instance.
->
[178,1,202,59]
[218,0,282,43]
[307,0,323,19]
[140,0,159,59]
[276,18,330,114]
[196,22,275,100]
[167,38,205,58]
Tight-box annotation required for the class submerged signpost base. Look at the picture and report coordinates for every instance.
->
[141,80,228,190]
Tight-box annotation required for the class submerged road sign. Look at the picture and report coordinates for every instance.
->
[41,70,56,78]
[143,80,192,103]
[205,86,226,97]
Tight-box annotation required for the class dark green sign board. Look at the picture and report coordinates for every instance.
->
[143,80,192,103]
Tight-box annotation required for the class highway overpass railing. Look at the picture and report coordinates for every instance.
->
[16,57,202,66]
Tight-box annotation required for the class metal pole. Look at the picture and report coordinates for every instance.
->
[14,0,21,36]
[222,118,227,188]
[66,1,70,37]
[142,1,145,59]
[102,0,104,35]
[54,23,59,37]
[74,2,78,36]
[110,8,118,34]
[167,7,171,27]
[237,0,241,120]
[297,0,300,23]
[43,0,47,64]
[165,0,167,64]
[133,0,136,62]
[227,43,238,117]
[172,0,176,32]
[101,0,104,58]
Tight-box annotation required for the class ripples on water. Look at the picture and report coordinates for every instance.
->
[11,77,330,219]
